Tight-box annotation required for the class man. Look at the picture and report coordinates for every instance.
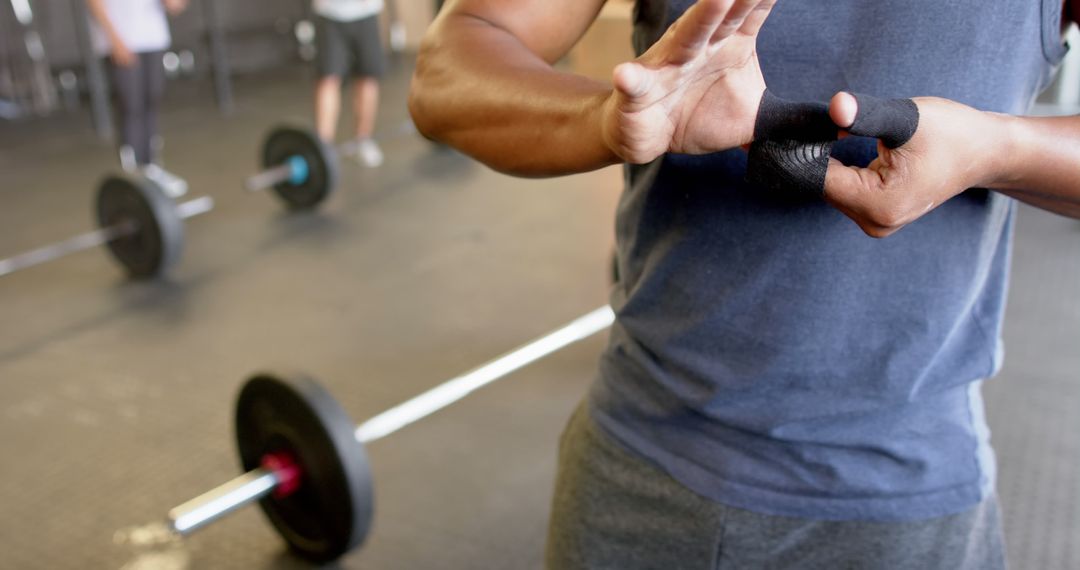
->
[86,0,189,197]
[313,0,387,167]
[410,0,1080,568]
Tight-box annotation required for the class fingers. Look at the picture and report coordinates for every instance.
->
[831,92,920,149]
[829,92,858,128]
[708,0,759,43]
[666,0,772,64]
[823,158,915,238]
[823,159,883,236]
[823,157,873,202]
[734,0,777,38]
[667,0,733,64]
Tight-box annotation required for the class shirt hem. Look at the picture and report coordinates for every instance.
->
[587,397,988,522]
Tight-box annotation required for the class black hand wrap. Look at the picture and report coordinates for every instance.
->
[745,91,921,196]
[846,94,919,149]
[746,90,837,196]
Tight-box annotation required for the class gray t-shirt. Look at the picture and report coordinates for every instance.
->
[590,0,1065,521]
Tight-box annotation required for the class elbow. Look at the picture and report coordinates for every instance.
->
[407,84,438,144]
[408,35,446,144]
[406,71,432,140]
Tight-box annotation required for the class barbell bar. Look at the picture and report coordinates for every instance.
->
[165,305,615,562]
[0,174,214,279]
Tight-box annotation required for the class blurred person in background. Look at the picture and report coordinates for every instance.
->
[86,0,189,197]
[313,0,387,167]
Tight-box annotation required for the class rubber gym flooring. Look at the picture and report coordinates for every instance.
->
[0,57,1077,569]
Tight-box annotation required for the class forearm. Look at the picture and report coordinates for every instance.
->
[987,114,1080,218]
[997,186,1080,217]
[409,13,618,177]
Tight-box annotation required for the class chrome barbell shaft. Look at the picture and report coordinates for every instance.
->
[245,161,298,192]
[165,305,615,536]
[355,305,615,443]
[175,195,215,219]
[0,222,133,277]
[168,468,280,535]
[0,195,213,278]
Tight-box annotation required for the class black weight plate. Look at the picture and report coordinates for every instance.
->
[95,175,184,278]
[236,372,373,563]
[261,126,338,210]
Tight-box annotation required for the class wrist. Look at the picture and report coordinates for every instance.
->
[596,90,629,163]
[980,112,1026,190]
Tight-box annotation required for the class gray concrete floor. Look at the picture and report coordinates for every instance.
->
[0,58,1077,569]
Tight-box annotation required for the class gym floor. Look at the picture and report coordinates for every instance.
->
[0,57,1077,569]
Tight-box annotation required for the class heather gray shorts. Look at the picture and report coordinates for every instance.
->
[545,403,1007,570]
[315,15,386,79]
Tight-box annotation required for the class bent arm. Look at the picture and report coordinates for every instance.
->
[1003,0,1080,216]
[993,0,1080,215]
[408,0,618,176]
[990,115,1080,218]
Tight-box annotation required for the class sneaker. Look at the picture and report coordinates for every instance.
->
[389,21,407,53]
[354,138,384,168]
[119,145,138,173]
[140,163,189,198]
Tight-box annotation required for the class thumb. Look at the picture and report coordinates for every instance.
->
[823,157,878,208]
[612,62,652,100]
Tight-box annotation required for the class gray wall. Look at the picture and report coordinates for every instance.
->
[1,0,312,105]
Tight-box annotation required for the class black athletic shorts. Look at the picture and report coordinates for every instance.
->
[315,15,386,79]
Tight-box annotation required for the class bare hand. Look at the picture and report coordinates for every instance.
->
[163,0,188,16]
[600,0,775,164]
[111,41,136,68]
[823,93,1007,237]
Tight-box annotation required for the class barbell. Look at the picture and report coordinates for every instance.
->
[164,305,615,562]
[0,174,214,279]
[243,120,420,211]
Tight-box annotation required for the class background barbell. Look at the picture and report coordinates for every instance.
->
[0,174,213,279]
[164,306,615,562]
